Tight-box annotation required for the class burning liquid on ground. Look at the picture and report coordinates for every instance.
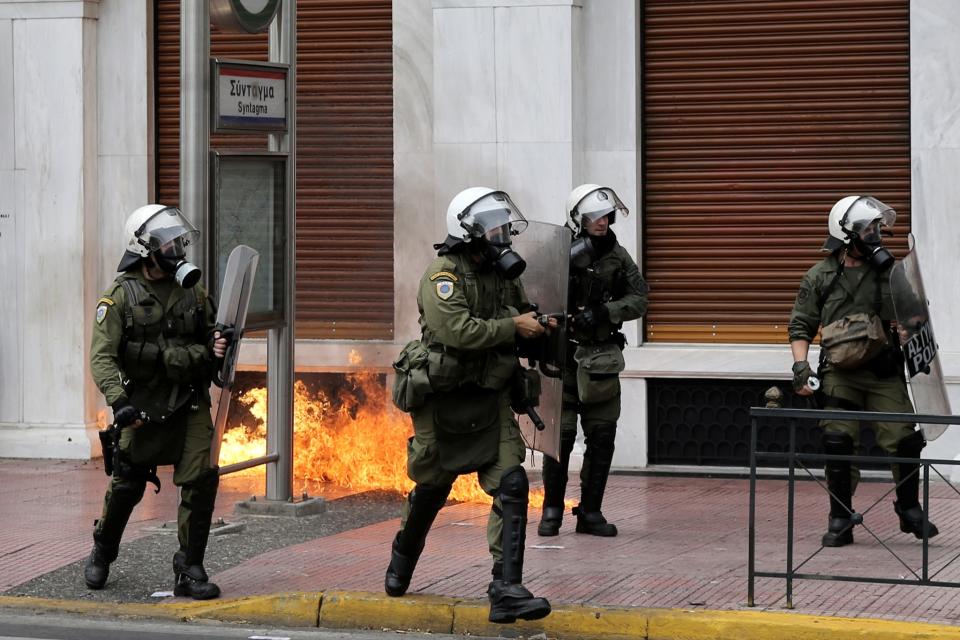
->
[218,361,548,507]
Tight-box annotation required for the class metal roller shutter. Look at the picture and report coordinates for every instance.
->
[155,0,394,340]
[642,0,910,343]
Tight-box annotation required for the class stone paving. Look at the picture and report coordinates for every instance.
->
[3,457,960,625]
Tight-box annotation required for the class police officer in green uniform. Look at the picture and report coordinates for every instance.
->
[789,195,938,547]
[85,204,228,599]
[384,187,552,624]
[537,184,648,538]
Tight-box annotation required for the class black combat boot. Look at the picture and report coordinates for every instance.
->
[488,466,551,624]
[173,468,220,600]
[822,432,854,547]
[384,484,451,597]
[894,431,939,540]
[574,424,618,537]
[173,550,221,600]
[538,431,575,536]
[83,543,117,589]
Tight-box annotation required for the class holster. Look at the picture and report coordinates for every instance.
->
[98,428,116,477]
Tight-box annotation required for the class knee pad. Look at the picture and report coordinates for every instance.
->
[896,429,925,459]
[410,483,452,511]
[182,468,220,513]
[821,431,854,455]
[500,466,529,502]
[588,423,617,450]
[109,477,147,505]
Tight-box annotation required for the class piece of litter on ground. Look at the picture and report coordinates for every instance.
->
[249,636,291,640]
[150,591,174,598]
[450,522,473,526]
[530,544,564,549]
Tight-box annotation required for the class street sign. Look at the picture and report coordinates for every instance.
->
[212,59,289,133]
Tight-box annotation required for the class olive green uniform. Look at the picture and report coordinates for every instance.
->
[401,251,529,558]
[89,269,220,568]
[788,253,915,484]
[541,232,647,525]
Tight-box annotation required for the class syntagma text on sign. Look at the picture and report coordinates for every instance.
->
[213,60,288,132]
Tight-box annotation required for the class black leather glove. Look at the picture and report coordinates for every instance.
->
[572,305,609,331]
[791,361,814,392]
[111,401,141,428]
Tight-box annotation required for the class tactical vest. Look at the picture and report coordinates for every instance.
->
[568,251,626,343]
[421,253,518,392]
[117,275,207,420]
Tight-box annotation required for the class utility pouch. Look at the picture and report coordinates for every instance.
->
[433,385,500,473]
[391,340,432,412]
[480,349,518,391]
[123,341,162,380]
[426,348,463,392]
[821,312,889,370]
[574,342,625,404]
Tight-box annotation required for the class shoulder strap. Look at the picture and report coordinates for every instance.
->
[816,253,845,307]
[117,278,144,330]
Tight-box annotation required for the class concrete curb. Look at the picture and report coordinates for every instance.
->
[2,592,959,639]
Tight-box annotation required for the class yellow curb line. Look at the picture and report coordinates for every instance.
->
[3,593,960,639]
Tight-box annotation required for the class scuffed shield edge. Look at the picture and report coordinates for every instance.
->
[889,236,952,440]
[510,220,569,463]
[209,245,260,466]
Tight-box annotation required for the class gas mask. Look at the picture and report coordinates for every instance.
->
[570,236,596,269]
[481,237,526,280]
[850,229,894,271]
[153,243,201,288]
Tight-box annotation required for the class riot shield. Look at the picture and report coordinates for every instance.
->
[510,220,569,462]
[209,245,260,466]
[889,236,952,440]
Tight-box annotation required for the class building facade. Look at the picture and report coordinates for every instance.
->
[1,0,958,470]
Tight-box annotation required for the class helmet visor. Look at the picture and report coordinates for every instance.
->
[135,207,200,255]
[461,192,528,239]
[577,187,629,224]
[843,197,896,235]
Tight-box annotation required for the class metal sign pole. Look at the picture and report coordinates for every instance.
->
[180,0,210,279]
[266,0,296,502]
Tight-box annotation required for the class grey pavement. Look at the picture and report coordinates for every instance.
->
[2,457,960,637]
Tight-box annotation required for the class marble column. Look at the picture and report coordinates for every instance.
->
[0,0,150,458]
[910,1,960,462]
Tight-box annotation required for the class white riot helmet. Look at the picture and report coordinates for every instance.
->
[444,187,528,279]
[566,184,629,234]
[117,204,202,288]
[445,187,528,243]
[823,195,896,251]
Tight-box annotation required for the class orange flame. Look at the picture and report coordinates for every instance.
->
[218,351,547,507]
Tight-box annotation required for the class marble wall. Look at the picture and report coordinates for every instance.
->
[910,0,960,462]
[0,0,151,458]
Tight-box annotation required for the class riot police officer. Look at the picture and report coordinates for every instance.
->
[85,204,227,599]
[384,187,551,624]
[537,184,648,537]
[789,195,938,547]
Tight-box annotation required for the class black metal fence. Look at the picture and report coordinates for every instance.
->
[747,406,959,609]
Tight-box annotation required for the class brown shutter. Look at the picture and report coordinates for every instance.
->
[155,1,394,340]
[642,0,910,343]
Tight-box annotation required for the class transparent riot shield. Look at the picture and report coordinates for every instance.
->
[510,220,569,462]
[889,236,952,440]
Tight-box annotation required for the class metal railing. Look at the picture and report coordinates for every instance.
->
[747,406,960,608]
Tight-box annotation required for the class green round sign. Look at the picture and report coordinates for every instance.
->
[210,0,281,34]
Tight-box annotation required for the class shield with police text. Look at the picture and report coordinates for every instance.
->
[209,245,260,466]
[889,237,951,440]
[509,220,569,462]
